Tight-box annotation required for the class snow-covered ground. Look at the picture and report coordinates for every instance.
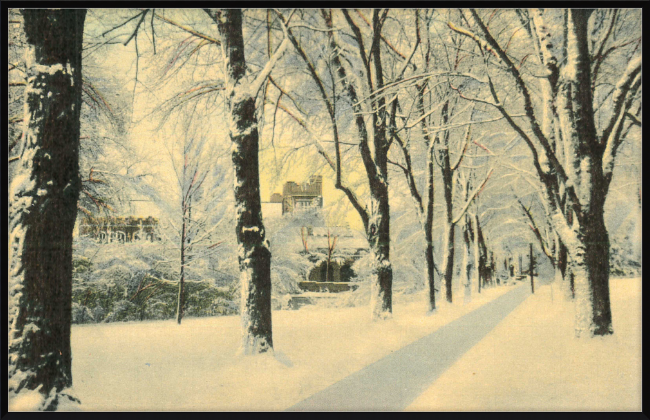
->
[406,277,642,411]
[69,284,514,411]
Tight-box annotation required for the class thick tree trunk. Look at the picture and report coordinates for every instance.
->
[573,207,612,335]
[368,195,393,320]
[368,11,393,320]
[8,9,86,411]
[555,9,613,336]
[216,9,273,353]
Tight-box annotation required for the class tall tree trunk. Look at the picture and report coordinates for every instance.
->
[462,215,473,301]
[322,10,393,320]
[555,234,572,299]
[367,10,393,320]
[555,9,613,336]
[216,9,273,353]
[8,9,86,411]
[440,123,455,303]
[464,8,639,337]
[441,222,456,303]
[473,214,482,293]
[368,194,392,320]
[415,78,437,313]
[424,148,436,312]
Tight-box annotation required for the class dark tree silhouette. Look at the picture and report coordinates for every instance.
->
[8,9,87,411]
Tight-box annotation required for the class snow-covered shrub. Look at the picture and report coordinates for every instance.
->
[213,296,239,315]
[92,306,106,322]
[271,258,310,295]
[103,300,140,322]
[184,281,236,317]
[102,264,133,287]
[144,301,170,320]
[73,256,93,275]
[71,241,240,323]
[71,302,95,324]
[350,251,375,284]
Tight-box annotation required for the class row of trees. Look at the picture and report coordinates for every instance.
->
[7,8,641,410]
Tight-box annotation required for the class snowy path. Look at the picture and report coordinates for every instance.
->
[287,283,531,411]
[406,278,641,411]
[69,283,515,411]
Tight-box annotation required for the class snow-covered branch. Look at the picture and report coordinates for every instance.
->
[452,167,494,225]
[246,9,295,99]
[600,55,642,154]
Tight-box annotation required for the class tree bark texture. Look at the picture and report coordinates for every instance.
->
[216,9,273,353]
[368,195,392,320]
[554,9,613,336]
[420,87,437,313]
[439,109,455,303]
[8,9,86,410]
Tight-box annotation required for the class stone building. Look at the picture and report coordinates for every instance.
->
[281,175,323,214]
[79,215,160,243]
[262,176,324,220]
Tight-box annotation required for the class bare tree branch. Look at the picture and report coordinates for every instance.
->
[160,11,220,45]
[123,9,149,46]
[245,9,295,98]
[591,9,618,91]
[452,167,494,225]
[599,56,642,147]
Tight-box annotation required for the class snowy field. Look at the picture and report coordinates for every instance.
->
[407,277,642,411]
[64,278,641,411]
[69,284,514,411]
